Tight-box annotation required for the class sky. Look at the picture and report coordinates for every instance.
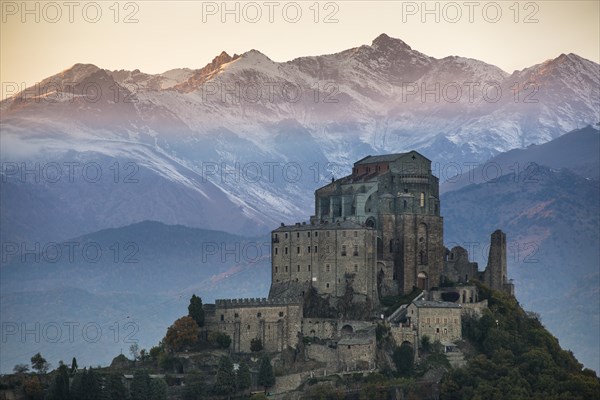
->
[1,0,599,98]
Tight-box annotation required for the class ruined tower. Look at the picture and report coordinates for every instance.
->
[482,230,514,295]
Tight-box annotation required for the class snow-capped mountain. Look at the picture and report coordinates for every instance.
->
[1,33,598,241]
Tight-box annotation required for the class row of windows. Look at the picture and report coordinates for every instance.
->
[274,230,360,240]
[274,264,360,273]
[220,311,285,321]
[424,317,459,325]
[274,245,359,256]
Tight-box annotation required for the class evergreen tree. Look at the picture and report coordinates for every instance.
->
[70,357,78,374]
[148,378,168,400]
[236,362,252,392]
[45,363,70,400]
[70,367,102,400]
[102,373,129,400]
[214,355,236,398]
[130,370,151,400]
[392,344,414,376]
[188,294,205,327]
[257,355,275,394]
[86,368,102,400]
[182,371,205,400]
[70,369,85,400]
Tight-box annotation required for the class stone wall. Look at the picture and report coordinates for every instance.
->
[205,298,302,353]
[271,223,377,301]
[407,302,462,344]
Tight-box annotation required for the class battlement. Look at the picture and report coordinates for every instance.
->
[215,297,301,308]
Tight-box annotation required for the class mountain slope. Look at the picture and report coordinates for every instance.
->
[442,167,600,372]
[0,221,271,373]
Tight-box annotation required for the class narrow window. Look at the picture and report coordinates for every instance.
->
[389,240,393,253]
[354,265,358,272]
[403,200,407,209]
[275,266,278,273]
[285,247,288,255]
[326,264,330,272]
[257,312,262,318]
[314,246,318,253]
[308,265,311,272]
[297,265,300,272]
[297,246,300,254]
[315,232,318,237]
[285,233,288,239]
[275,248,278,255]
[326,283,330,288]
[220,314,224,321]
[420,192,425,207]
[308,232,311,237]
[341,245,347,256]
[285,266,288,272]
[307,246,311,253]
[353,245,359,256]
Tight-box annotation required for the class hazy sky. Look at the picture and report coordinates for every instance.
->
[1,0,599,97]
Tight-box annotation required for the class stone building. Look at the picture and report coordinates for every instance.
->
[203,298,302,353]
[406,301,462,343]
[203,151,513,359]
[269,221,377,302]
[312,152,444,296]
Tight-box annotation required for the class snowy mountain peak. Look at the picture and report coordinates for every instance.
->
[371,33,413,52]
[240,49,272,63]
[55,63,104,84]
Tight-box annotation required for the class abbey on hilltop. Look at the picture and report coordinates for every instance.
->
[203,151,513,365]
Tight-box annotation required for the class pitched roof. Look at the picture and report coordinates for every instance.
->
[412,300,461,309]
[354,153,407,165]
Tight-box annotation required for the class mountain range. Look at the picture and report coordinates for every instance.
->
[0,34,598,373]
[1,33,598,241]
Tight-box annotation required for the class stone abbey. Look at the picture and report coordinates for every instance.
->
[204,152,513,364]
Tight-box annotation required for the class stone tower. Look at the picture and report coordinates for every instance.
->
[482,230,514,295]
[312,151,444,296]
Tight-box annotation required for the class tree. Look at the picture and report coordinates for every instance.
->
[148,378,168,400]
[70,357,78,374]
[45,363,70,400]
[236,362,252,392]
[30,353,49,374]
[182,371,205,400]
[392,343,414,376]
[23,375,43,400]
[71,367,102,400]
[130,370,151,400]
[216,332,232,349]
[214,356,236,398]
[129,343,140,362]
[103,373,129,400]
[149,345,162,361]
[164,316,199,352]
[13,363,29,374]
[257,355,275,394]
[250,338,263,352]
[188,294,205,327]
[421,335,431,352]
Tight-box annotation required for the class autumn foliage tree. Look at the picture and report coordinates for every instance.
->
[164,316,200,352]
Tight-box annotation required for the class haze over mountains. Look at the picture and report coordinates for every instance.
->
[0,34,598,373]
